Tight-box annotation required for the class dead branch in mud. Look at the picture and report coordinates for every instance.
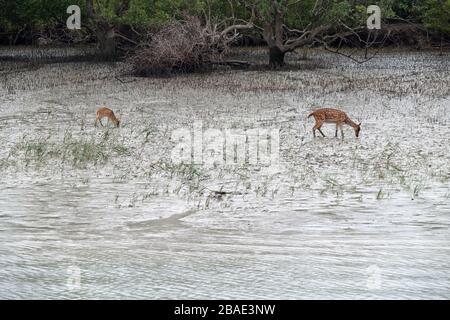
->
[127,15,254,75]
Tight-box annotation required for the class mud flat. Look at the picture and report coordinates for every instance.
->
[0,47,449,299]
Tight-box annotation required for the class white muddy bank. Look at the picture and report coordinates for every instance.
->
[0,47,449,299]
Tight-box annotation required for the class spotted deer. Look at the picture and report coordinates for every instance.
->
[308,108,360,139]
[95,107,120,128]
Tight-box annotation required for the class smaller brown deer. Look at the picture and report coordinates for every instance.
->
[95,107,120,128]
[308,108,360,139]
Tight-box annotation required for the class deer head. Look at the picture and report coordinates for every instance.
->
[355,122,361,137]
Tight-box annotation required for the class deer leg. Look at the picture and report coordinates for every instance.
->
[318,128,326,137]
[95,115,99,127]
[312,122,318,138]
[340,125,344,140]
[313,121,325,138]
[335,125,338,138]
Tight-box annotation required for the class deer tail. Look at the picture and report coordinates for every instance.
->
[307,111,315,119]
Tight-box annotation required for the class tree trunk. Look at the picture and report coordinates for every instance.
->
[97,27,116,59]
[269,46,286,67]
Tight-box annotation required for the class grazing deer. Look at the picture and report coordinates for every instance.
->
[95,107,120,128]
[308,108,360,139]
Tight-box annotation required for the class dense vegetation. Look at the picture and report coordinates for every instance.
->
[1,0,449,68]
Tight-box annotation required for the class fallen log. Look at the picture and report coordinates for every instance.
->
[208,60,251,68]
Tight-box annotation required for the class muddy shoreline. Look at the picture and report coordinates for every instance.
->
[0,47,449,299]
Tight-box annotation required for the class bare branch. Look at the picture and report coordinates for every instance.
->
[219,6,255,43]
[114,32,138,45]
[284,25,330,51]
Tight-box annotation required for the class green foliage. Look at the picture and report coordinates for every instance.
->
[329,1,353,20]
[121,0,152,26]
[0,0,448,42]
[89,0,207,27]
[422,0,450,34]
[0,0,85,29]
[391,0,425,22]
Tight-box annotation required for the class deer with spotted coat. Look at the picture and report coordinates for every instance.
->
[308,108,361,139]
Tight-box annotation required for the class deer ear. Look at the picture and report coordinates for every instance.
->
[358,122,361,126]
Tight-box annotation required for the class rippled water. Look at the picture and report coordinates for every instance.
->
[0,48,449,299]
[0,178,449,299]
